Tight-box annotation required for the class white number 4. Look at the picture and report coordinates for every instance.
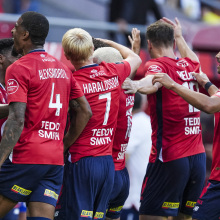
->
[99,92,111,125]
[49,83,63,116]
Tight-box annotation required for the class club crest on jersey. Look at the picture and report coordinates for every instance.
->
[7,79,19,94]
[148,65,162,73]
[176,60,189,68]
[40,54,46,57]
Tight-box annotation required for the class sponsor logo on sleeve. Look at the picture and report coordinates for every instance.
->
[176,60,189,67]
[162,202,179,209]
[148,65,162,73]
[11,185,32,196]
[94,212,104,219]
[7,79,19,94]
[81,210,93,218]
[44,189,58,200]
[185,201,196,208]
[108,206,123,213]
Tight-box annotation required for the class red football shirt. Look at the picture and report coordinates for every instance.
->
[68,61,131,163]
[112,90,134,170]
[145,57,205,163]
[210,91,220,181]
[0,84,7,141]
[5,51,84,165]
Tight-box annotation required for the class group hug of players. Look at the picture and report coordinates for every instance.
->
[0,11,219,220]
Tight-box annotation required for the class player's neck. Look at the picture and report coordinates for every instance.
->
[73,58,94,71]
[23,45,44,55]
[152,48,176,59]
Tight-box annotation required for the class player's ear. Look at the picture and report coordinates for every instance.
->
[147,40,152,51]
[173,39,176,51]
[0,54,4,64]
[64,52,70,60]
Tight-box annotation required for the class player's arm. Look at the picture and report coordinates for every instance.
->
[122,75,161,94]
[0,102,26,167]
[152,73,220,114]
[63,96,92,152]
[97,38,142,77]
[162,17,199,63]
[128,28,141,79]
[192,71,218,96]
[0,104,9,119]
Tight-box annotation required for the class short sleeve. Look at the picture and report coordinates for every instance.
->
[6,64,29,104]
[111,61,131,84]
[213,90,220,98]
[144,61,166,77]
[69,74,84,100]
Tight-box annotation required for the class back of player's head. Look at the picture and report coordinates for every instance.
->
[93,47,123,64]
[62,28,94,63]
[92,38,111,51]
[0,38,14,55]
[133,92,142,110]
[20,11,49,46]
[146,20,174,48]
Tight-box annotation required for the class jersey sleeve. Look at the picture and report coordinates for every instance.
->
[213,90,220,98]
[69,74,84,100]
[112,61,131,83]
[184,57,200,73]
[6,64,30,104]
[144,61,166,77]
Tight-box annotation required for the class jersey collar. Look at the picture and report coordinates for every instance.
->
[28,49,45,54]
[80,64,98,69]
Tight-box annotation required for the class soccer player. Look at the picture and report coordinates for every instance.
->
[92,29,141,220]
[122,18,206,220]
[54,28,141,220]
[0,11,92,220]
[152,51,220,220]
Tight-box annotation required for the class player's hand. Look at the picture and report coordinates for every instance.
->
[191,71,210,88]
[122,78,139,94]
[161,17,182,39]
[152,73,176,89]
[128,28,141,55]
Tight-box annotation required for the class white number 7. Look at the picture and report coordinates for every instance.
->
[99,92,111,125]
[49,83,63,116]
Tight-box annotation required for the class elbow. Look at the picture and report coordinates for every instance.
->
[136,54,142,67]
[202,103,216,114]
[87,108,93,119]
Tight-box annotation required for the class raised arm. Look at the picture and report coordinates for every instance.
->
[98,38,142,77]
[162,17,199,63]
[63,96,92,152]
[0,102,26,167]
[127,28,141,79]
[152,73,220,114]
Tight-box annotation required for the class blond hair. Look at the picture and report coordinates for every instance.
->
[62,28,94,63]
[93,47,123,64]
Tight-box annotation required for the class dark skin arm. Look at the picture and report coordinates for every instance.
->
[0,102,25,167]
[63,96,92,152]
[0,104,9,119]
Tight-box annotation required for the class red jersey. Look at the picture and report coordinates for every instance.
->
[210,91,220,181]
[145,57,205,163]
[69,61,131,163]
[112,90,134,170]
[5,50,84,165]
[0,84,7,141]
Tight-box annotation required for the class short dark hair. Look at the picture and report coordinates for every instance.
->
[0,38,14,55]
[92,38,111,51]
[146,20,174,48]
[21,11,49,46]
[133,92,142,110]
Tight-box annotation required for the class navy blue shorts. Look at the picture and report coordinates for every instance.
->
[55,156,115,220]
[139,153,206,217]
[0,158,63,207]
[106,167,130,219]
[192,180,220,220]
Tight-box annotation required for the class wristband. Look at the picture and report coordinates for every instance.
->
[204,82,213,91]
